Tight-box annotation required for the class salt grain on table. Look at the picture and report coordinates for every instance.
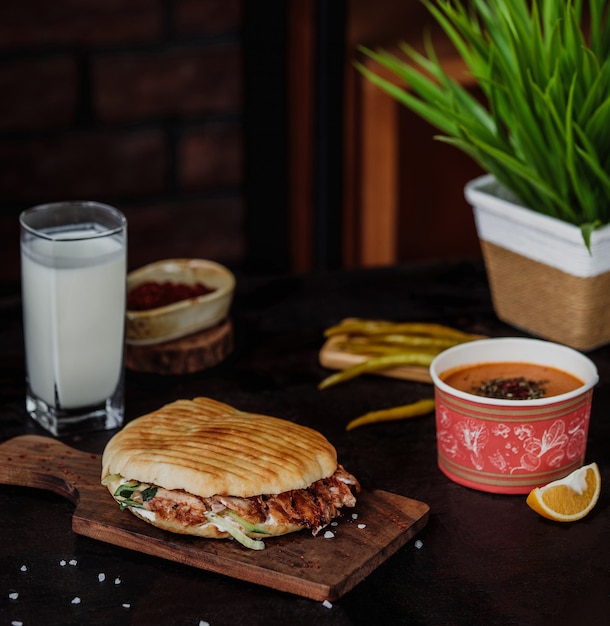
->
[114,577,121,585]
[9,592,19,600]
[11,621,23,626]
[323,530,335,539]
[71,597,81,604]
[98,573,106,582]
[322,600,333,609]
[358,523,366,529]
[69,559,77,566]
[414,539,423,549]
[19,565,27,572]
[60,560,67,566]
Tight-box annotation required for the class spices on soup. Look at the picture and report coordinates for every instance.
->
[127,280,215,311]
[471,377,547,400]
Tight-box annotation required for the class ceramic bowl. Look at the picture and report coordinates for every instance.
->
[429,337,598,494]
[125,259,235,345]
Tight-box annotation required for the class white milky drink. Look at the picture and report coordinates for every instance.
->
[20,202,127,435]
[22,231,126,408]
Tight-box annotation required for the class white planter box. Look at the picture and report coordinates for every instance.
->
[465,175,610,351]
[466,175,610,277]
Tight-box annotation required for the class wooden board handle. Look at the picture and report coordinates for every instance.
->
[0,435,98,506]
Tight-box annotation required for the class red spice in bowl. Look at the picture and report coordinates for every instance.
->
[127,281,216,311]
[125,259,235,345]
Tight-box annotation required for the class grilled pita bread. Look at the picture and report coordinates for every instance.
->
[101,397,359,546]
[102,397,338,497]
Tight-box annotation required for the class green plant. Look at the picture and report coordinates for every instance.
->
[356,0,610,248]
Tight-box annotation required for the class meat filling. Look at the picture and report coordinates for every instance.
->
[127,464,360,535]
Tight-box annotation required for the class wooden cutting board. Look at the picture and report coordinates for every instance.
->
[0,435,429,602]
[319,321,486,384]
[319,335,435,383]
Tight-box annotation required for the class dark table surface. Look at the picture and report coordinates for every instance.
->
[1,260,609,626]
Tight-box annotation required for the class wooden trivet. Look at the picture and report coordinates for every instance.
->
[125,318,233,375]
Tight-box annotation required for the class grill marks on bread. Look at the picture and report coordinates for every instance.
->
[102,397,338,498]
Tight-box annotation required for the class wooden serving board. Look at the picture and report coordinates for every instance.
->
[0,435,429,602]
[319,335,435,383]
[319,321,486,384]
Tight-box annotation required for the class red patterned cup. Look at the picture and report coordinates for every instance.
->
[429,338,598,494]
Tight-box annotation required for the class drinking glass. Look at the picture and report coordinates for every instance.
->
[20,201,127,436]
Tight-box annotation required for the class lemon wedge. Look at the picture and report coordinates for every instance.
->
[526,462,601,522]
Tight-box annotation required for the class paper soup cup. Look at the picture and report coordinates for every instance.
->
[429,338,598,494]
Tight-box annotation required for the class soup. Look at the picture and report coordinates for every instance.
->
[440,361,584,400]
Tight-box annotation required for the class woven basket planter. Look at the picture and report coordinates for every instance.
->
[465,175,610,352]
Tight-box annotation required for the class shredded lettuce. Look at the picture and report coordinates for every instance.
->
[112,480,157,511]
[101,473,121,486]
[224,510,271,535]
[205,512,266,550]
[141,485,158,502]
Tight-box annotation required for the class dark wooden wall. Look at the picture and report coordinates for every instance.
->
[341,0,484,267]
[287,0,484,271]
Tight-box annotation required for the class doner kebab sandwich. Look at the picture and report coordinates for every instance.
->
[101,397,360,550]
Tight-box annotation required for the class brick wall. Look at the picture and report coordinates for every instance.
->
[0,0,245,284]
